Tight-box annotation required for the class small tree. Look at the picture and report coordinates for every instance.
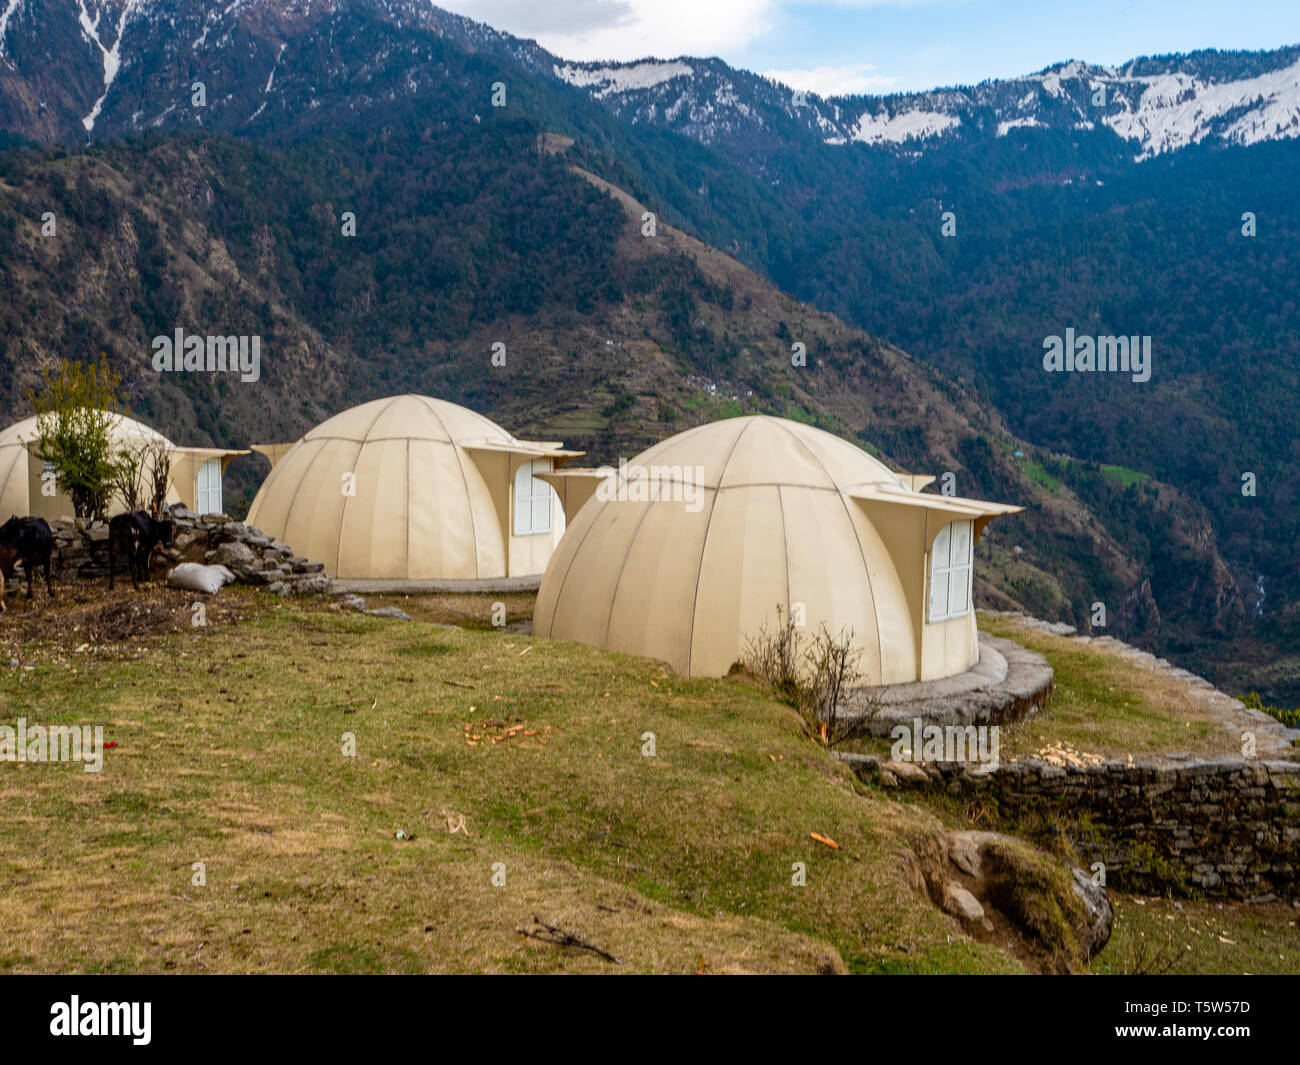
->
[26,356,125,520]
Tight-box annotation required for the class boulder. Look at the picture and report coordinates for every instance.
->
[293,573,332,596]
[941,882,986,922]
[881,760,932,784]
[943,830,1113,971]
[245,569,281,586]
[1071,867,1114,960]
[209,541,257,571]
[949,830,1002,879]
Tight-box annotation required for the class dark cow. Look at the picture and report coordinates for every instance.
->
[0,516,55,613]
[108,511,175,590]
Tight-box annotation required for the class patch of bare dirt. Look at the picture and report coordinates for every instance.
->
[0,579,257,657]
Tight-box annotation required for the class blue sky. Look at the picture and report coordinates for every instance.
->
[440,0,1300,94]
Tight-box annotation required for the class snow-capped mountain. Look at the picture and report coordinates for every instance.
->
[553,47,1300,162]
[1,0,1297,165]
[0,0,559,143]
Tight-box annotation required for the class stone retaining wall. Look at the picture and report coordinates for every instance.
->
[48,505,331,596]
[42,506,411,619]
[840,752,1300,900]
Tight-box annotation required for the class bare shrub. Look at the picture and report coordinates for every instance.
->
[744,605,878,746]
[803,624,869,746]
[742,604,800,698]
[110,441,149,514]
[145,438,172,517]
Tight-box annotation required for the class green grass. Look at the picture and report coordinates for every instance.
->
[1,593,1292,973]
[1100,464,1152,489]
[976,614,1234,760]
[841,614,1233,764]
[0,594,1023,974]
[1021,458,1061,493]
[1093,895,1299,974]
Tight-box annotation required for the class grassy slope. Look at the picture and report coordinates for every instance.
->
[978,615,1236,762]
[0,589,1018,975]
[1096,895,1299,975]
[1,588,1295,973]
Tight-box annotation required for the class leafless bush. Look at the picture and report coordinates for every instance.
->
[109,439,173,517]
[802,624,869,745]
[744,606,876,746]
[109,441,149,514]
[742,604,800,698]
[145,439,172,517]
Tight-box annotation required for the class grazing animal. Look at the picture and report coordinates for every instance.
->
[0,515,55,613]
[108,511,175,590]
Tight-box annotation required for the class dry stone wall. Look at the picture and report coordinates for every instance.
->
[46,505,407,618]
[49,504,329,596]
[841,751,1299,899]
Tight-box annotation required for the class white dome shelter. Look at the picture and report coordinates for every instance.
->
[534,415,1022,683]
[246,394,582,580]
[0,411,245,521]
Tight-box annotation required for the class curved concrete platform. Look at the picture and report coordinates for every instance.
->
[841,633,1053,735]
[329,575,543,595]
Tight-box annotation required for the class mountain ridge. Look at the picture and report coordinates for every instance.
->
[3,2,1299,161]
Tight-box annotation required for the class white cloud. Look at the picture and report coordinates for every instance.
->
[444,0,637,37]
[438,0,776,61]
[764,63,896,96]
[782,0,948,6]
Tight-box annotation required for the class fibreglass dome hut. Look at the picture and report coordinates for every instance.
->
[0,411,245,521]
[245,394,581,580]
[533,415,1022,682]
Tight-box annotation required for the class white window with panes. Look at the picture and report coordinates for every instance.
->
[928,519,973,622]
[512,459,553,536]
[195,458,223,516]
